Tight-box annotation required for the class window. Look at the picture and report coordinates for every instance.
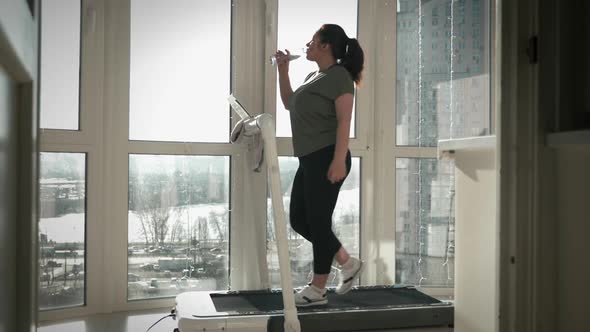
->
[127,155,230,299]
[395,158,455,287]
[39,153,86,310]
[39,0,81,130]
[395,0,491,290]
[129,0,231,142]
[275,0,358,138]
[37,0,495,320]
[124,0,233,301]
[266,157,361,288]
[396,0,490,147]
[38,0,88,314]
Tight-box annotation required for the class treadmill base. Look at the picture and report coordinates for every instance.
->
[175,286,453,332]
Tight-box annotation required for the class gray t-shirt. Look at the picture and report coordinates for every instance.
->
[287,65,354,157]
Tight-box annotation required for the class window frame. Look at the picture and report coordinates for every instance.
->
[106,0,241,313]
[38,150,89,311]
[37,0,496,321]
[38,0,105,320]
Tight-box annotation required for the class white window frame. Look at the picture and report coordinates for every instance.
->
[38,0,493,321]
[38,0,106,321]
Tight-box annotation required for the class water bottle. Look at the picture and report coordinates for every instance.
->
[270,48,306,66]
[269,54,301,66]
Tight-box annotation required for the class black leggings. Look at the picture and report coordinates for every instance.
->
[289,145,352,274]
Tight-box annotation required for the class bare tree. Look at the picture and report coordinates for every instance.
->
[208,211,228,242]
[133,173,177,247]
[137,209,154,246]
[169,206,187,244]
[197,216,209,244]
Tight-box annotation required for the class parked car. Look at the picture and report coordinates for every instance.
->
[68,271,85,280]
[149,278,159,288]
[147,278,159,294]
[139,263,160,272]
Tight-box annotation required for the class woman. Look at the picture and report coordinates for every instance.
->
[273,24,364,307]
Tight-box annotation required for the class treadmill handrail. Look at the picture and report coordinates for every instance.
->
[228,95,301,332]
[257,114,301,332]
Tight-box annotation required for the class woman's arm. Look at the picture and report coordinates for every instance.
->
[275,50,294,110]
[327,93,354,183]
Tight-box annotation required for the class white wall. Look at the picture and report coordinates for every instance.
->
[442,141,497,332]
[543,0,590,330]
[555,148,590,331]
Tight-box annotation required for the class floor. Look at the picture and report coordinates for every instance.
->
[39,309,178,332]
[39,309,453,332]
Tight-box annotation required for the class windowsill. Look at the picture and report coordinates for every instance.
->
[546,130,590,148]
[437,135,496,159]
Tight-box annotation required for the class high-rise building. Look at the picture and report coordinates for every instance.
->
[396,0,489,286]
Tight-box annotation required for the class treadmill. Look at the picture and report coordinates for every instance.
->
[173,96,454,331]
[174,286,453,332]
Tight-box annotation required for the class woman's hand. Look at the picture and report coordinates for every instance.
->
[274,49,291,73]
[327,159,347,184]
[275,49,294,109]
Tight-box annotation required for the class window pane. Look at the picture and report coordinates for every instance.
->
[396,0,490,146]
[129,0,231,142]
[39,153,86,310]
[128,155,230,300]
[40,0,81,130]
[276,0,358,138]
[395,158,454,287]
[267,157,360,288]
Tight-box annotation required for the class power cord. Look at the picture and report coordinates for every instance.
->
[145,307,176,332]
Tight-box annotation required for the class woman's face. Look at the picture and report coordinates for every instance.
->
[305,32,327,61]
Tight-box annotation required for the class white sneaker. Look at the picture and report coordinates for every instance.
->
[294,284,328,307]
[335,257,362,295]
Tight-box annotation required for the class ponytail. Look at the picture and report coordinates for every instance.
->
[318,24,365,85]
[342,38,364,85]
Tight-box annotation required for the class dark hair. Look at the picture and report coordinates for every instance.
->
[317,24,364,85]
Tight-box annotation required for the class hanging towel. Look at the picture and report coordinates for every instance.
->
[230,118,265,172]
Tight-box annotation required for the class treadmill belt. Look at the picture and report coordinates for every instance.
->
[211,286,442,315]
